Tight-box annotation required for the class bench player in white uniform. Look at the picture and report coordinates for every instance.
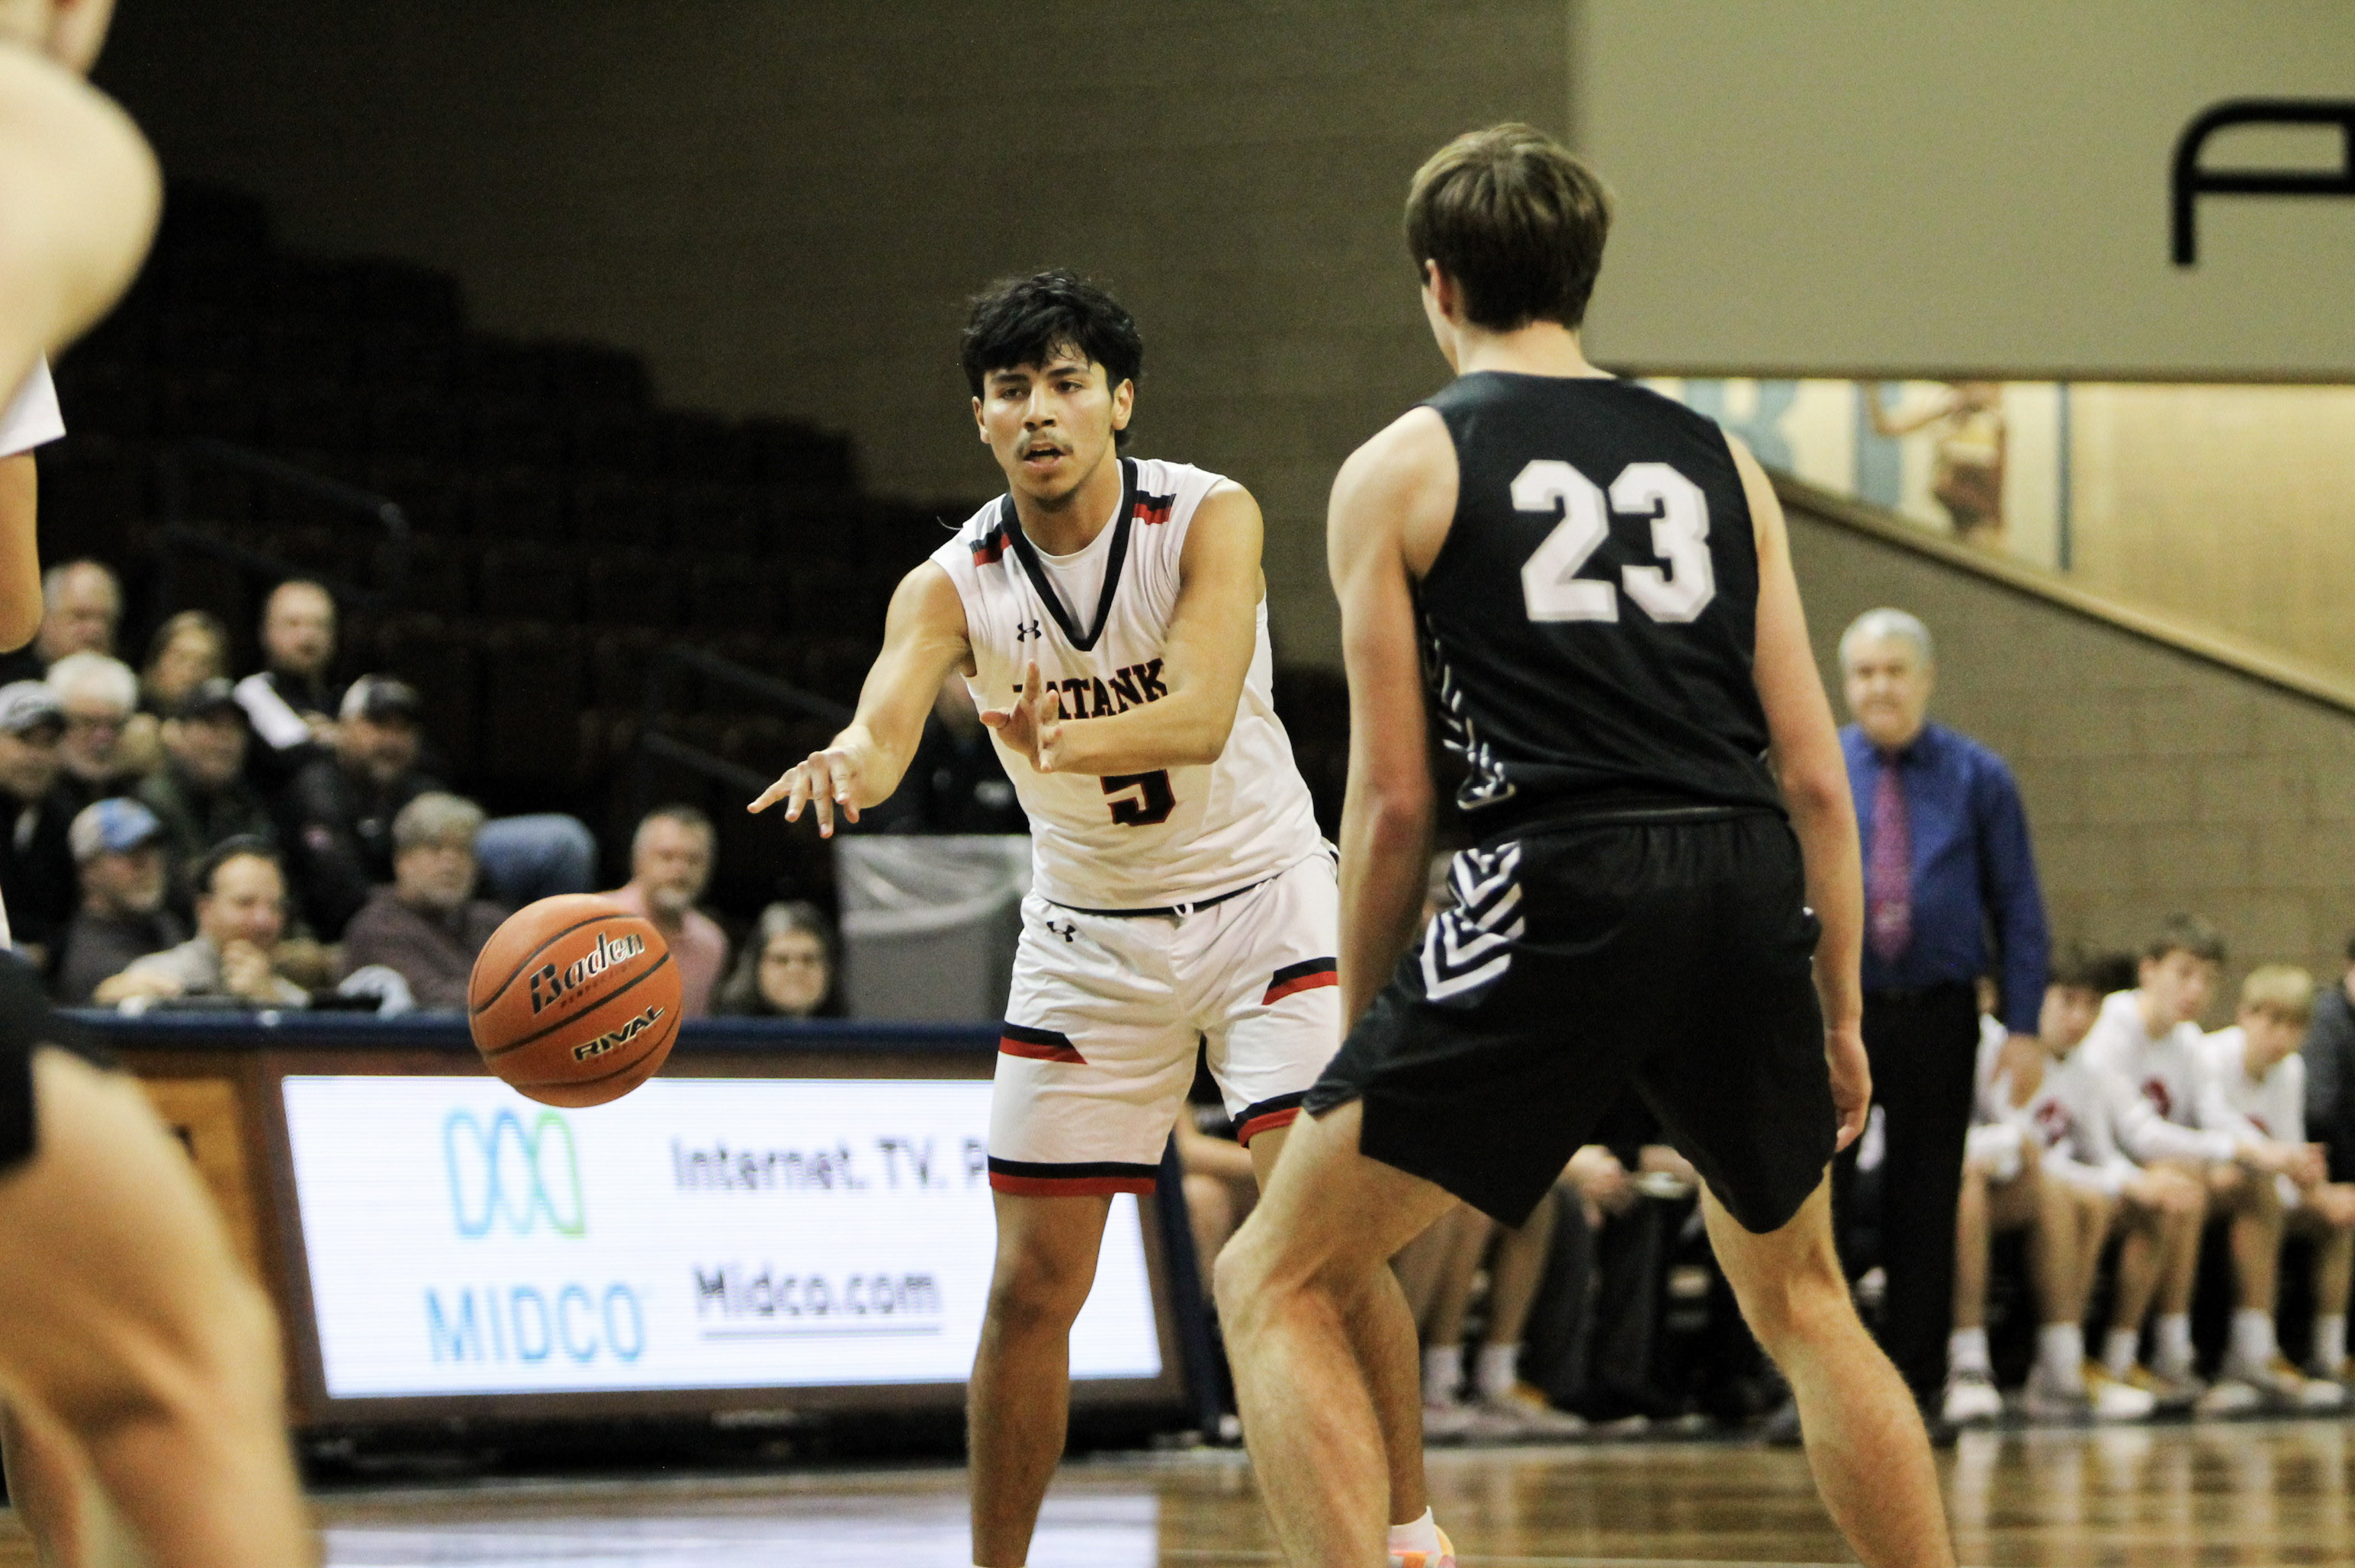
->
[2201,965,2355,1403]
[753,272,1445,1568]
[2080,915,2318,1408]
[1946,949,2160,1423]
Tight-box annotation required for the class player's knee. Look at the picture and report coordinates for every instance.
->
[985,1244,1096,1334]
[1734,1247,1853,1355]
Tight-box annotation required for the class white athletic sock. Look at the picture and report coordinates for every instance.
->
[2154,1313,2194,1377]
[2037,1322,2085,1389]
[1388,1508,1442,1558]
[2103,1326,2141,1377]
[1475,1341,1521,1400]
[2315,1314,2347,1371]
[1423,1344,1464,1406]
[2231,1307,2278,1368]
[1947,1326,1991,1377]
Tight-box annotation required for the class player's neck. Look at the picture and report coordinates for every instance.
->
[1446,320,1608,381]
[1009,448,1125,556]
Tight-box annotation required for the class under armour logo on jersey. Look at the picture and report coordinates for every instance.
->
[1015,619,1043,641]
[1421,841,1524,1006]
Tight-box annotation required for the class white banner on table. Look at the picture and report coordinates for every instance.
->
[280,1075,1164,1399]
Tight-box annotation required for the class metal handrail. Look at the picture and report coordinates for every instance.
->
[150,437,412,616]
[631,641,854,817]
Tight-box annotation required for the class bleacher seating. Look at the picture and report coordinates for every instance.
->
[37,180,1355,918]
[37,179,987,914]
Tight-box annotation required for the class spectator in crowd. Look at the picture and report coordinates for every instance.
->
[278,674,432,937]
[715,900,837,1017]
[95,838,307,1007]
[1835,607,2049,1409]
[138,609,230,717]
[0,680,76,969]
[54,797,183,1005]
[882,673,1026,834]
[137,677,274,878]
[338,792,505,1013]
[1944,947,2158,1425]
[233,578,342,795]
[605,805,728,1019]
[0,557,111,699]
[279,675,594,938]
[2306,933,2355,1189]
[47,650,149,807]
[2200,965,2355,1399]
[2083,916,2318,1408]
[31,559,119,666]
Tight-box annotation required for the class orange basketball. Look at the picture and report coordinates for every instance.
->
[467,895,683,1107]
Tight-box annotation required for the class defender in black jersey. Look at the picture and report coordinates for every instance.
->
[1218,127,1954,1568]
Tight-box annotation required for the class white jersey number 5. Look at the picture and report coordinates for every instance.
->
[1513,459,1715,625]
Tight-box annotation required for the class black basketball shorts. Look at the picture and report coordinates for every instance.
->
[1305,808,1836,1233]
[0,950,104,1175]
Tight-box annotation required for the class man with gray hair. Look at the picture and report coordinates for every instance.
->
[44,647,143,809]
[1836,607,2048,1424]
[337,792,505,1012]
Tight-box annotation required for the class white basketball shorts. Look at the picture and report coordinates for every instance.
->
[987,850,1341,1197]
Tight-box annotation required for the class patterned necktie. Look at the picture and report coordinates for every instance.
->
[1868,753,1912,965]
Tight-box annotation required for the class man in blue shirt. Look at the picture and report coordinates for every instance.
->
[1837,608,2049,1409]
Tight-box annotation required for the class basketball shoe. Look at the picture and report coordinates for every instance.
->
[1388,1524,1457,1568]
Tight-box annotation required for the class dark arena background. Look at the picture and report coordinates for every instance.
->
[4,3,2354,1564]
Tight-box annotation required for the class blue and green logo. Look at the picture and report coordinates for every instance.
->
[442,1107,585,1238]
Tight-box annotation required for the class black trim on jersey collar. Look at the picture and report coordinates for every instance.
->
[998,457,1137,654]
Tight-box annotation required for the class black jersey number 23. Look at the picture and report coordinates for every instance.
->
[1513,459,1716,625]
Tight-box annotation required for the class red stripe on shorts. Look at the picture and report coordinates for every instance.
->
[998,1023,1085,1063]
[988,1171,1158,1197]
[1263,958,1338,1005]
[1237,1106,1303,1146]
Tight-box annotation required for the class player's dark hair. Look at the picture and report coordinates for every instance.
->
[2144,913,2225,967]
[194,834,282,899]
[2051,943,2134,996]
[959,270,1143,448]
[1406,124,1612,333]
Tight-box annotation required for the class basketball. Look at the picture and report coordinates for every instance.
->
[466,895,683,1107]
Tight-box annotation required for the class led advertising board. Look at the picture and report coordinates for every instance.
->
[278,1075,1165,1404]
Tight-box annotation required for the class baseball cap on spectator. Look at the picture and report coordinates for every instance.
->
[0,680,63,735]
[339,674,421,726]
[69,795,163,862]
[172,676,246,723]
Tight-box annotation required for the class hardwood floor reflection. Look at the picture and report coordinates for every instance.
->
[3,1419,2350,1564]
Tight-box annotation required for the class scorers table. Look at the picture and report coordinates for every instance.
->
[80,1011,1213,1439]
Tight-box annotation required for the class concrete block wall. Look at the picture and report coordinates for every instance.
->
[93,0,1575,665]
[1789,498,2355,1019]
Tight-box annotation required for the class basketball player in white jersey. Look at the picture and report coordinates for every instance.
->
[0,3,316,1565]
[753,272,1447,1568]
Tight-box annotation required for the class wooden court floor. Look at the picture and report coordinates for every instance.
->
[6,1419,2353,1565]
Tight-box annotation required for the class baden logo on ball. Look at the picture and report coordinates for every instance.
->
[468,895,683,1107]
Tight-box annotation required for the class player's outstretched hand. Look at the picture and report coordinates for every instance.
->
[1824,1023,1871,1153]
[750,746,864,838]
[980,659,1068,774]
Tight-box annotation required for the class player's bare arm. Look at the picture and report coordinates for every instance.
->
[748,559,970,837]
[983,480,1264,777]
[1327,406,1457,1024]
[1733,435,1871,1149]
[0,44,158,388]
